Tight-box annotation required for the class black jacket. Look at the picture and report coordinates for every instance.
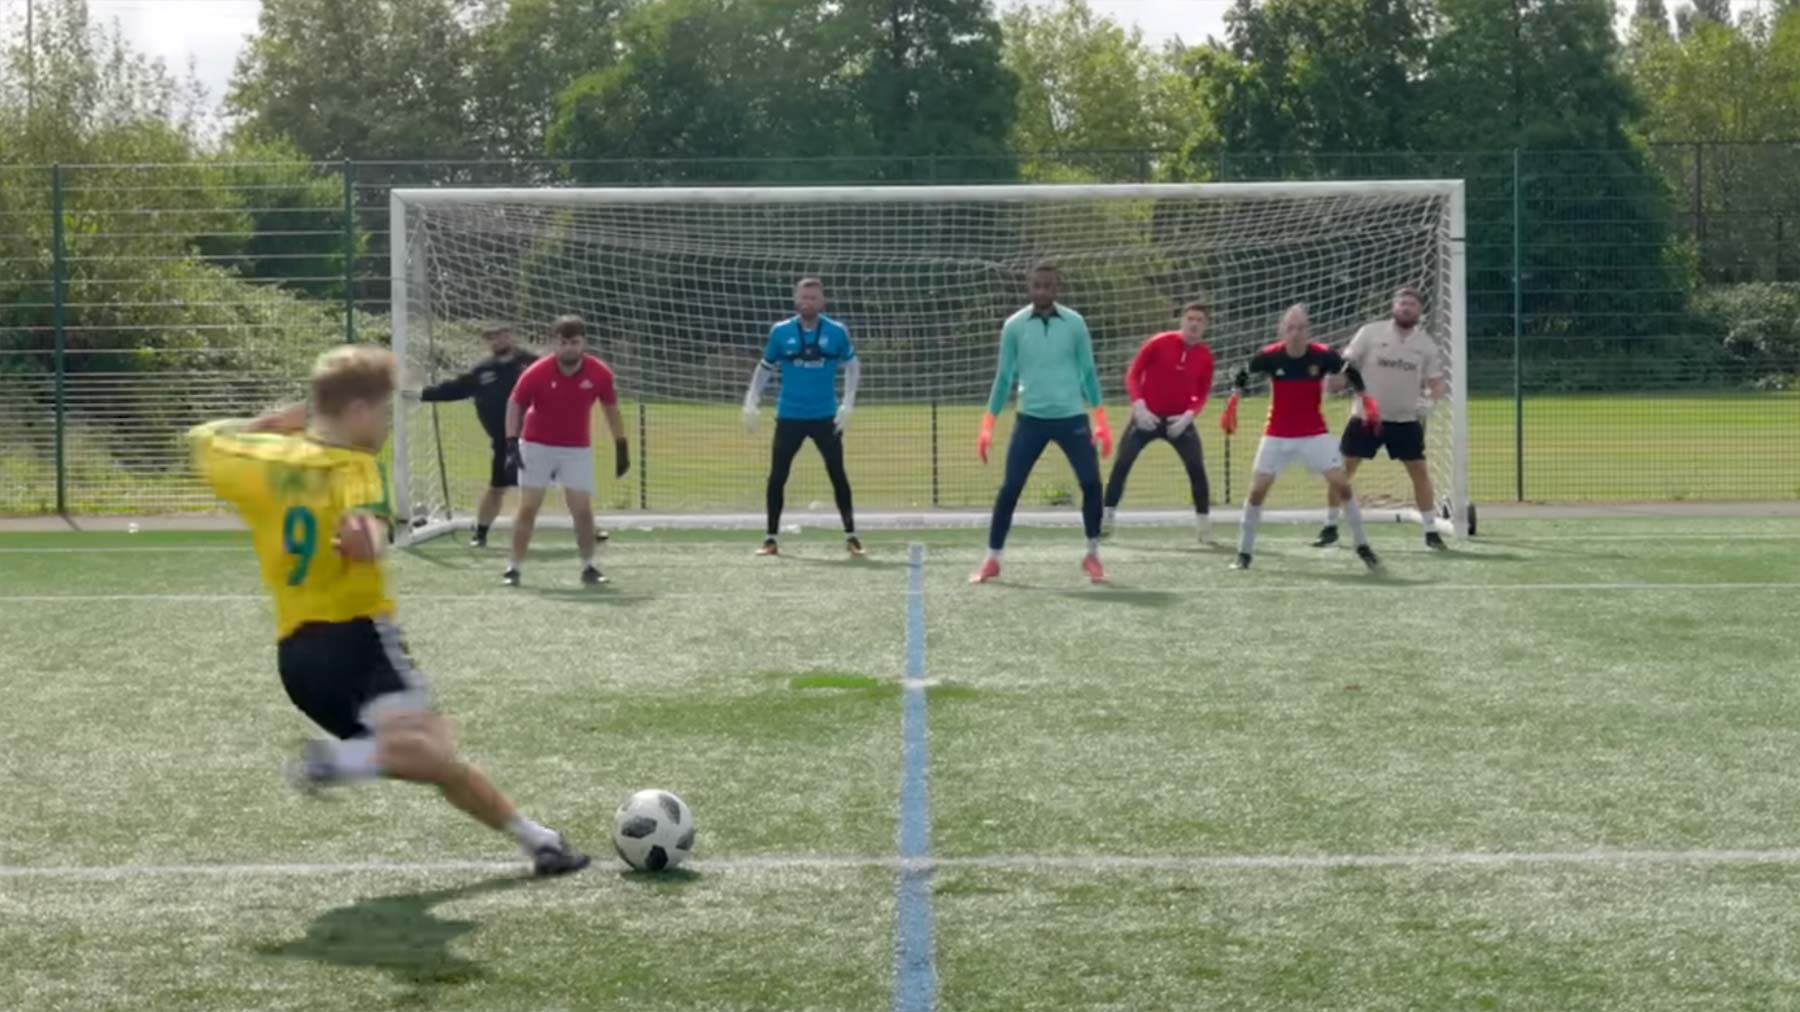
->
[420,352,538,441]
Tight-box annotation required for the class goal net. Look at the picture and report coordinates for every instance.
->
[390,183,1466,543]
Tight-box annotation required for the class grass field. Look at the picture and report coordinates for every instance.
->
[7,391,1800,514]
[5,518,1800,1010]
[420,392,1800,515]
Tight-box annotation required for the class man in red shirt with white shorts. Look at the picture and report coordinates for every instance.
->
[1102,300,1217,543]
[1220,304,1380,572]
[502,314,630,587]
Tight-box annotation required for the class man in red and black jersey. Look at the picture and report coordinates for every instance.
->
[1220,305,1380,571]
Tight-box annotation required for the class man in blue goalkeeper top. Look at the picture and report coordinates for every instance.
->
[741,277,864,557]
[970,260,1114,585]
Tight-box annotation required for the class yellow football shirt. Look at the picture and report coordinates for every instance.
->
[189,420,397,639]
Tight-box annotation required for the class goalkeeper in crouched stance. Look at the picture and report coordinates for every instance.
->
[189,345,589,876]
[1221,305,1381,572]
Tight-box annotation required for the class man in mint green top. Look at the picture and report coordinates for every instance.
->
[971,261,1115,585]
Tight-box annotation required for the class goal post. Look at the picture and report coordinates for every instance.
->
[389,181,1469,545]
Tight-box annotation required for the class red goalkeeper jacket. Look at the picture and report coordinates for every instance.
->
[1125,332,1215,418]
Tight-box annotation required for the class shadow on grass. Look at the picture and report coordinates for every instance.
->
[256,875,528,996]
[779,552,910,572]
[526,586,660,606]
[1051,586,1185,609]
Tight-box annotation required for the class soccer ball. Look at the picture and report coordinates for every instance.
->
[612,789,695,871]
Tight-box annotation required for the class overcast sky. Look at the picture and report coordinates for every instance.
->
[8,0,1776,116]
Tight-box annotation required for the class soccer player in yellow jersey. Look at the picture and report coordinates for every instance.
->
[190,345,589,876]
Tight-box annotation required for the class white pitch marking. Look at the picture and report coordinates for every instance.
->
[5,581,1798,606]
[10,848,1800,880]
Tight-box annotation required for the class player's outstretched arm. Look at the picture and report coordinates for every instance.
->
[978,320,1020,463]
[1072,317,1110,456]
[742,361,773,430]
[835,357,861,435]
[418,367,479,404]
[1125,336,1157,431]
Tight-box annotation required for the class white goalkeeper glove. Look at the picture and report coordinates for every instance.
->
[742,402,760,432]
[1418,397,1436,419]
[834,404,852,436]
[1129,399,1159,432]
[1165,410,1196,439]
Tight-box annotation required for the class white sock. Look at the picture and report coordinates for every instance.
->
[1326,505,1342,526]
[1196,513,1212,540]
[1343,498,1369,547]
[580,552,594,568]
[1238,503,1262,555]
[1086,537,1100,555]
[506,814,560,854]
[986,548,1003,563]
[327,737,383,782]
[1418,509,1435,531]
[508,555,522,570]
[1103,506,1116,522]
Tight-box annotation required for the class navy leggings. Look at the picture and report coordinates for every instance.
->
[987,414,1104,551]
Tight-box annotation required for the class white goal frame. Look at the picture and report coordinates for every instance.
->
[390,182,1469,546]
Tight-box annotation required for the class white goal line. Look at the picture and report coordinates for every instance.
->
[4,582,1798,606]
[9,846,1800,880]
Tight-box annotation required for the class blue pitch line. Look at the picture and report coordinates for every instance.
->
[894,542,937,1012]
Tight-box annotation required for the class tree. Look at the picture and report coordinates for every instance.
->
[0,0,207,163]
[1195,0,1429,159]
[844,0,1018,167]
[1634,6,1800,141]
[471,0,631,160]
[1001,0,1189,175]
[1419,0,1640,151]
[549,0,1014,178]
[0,0,335,409]
[228,0,481,160]
[1676,0,1733,39]
[548,0,871,174]
[1632,0,1672,42]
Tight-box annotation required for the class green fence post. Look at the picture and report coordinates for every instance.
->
[1512,148,1524,503]
[342,160,356,343]
[51,162,67,516]
[637,400,648,511]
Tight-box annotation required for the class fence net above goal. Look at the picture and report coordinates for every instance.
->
[392,184,1463,535]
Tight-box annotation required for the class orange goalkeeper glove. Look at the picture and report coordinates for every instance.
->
[977,412,996,464]
[1091,406,1113,458]
[1360,395,1382,435]
[1220,392,1240,436]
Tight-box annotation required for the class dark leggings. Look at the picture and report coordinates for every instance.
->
[768,418,855,536]
[987,414,1103,551]
[1103,422,1210,513]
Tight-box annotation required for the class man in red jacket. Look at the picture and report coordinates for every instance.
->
[1102,302,1216,542]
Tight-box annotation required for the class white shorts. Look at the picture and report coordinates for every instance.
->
[519,441,595,494]
[1252,434,1343,477]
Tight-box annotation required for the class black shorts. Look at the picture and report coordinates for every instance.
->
[277,617,429,740]
[1340,418,1426,462]
[489,440,518,489]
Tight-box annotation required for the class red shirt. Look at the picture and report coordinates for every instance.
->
[1125,332,1214,417]
[1247,341,1345,438]
[510,354,618,447]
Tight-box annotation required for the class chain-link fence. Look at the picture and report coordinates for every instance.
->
[2,145,1796,515]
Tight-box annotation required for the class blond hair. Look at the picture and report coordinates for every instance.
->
[310,345,397,418]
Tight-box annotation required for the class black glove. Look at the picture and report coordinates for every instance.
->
[614,438,631,478]
[1233,368,1250,391]
[504,437,522,473]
